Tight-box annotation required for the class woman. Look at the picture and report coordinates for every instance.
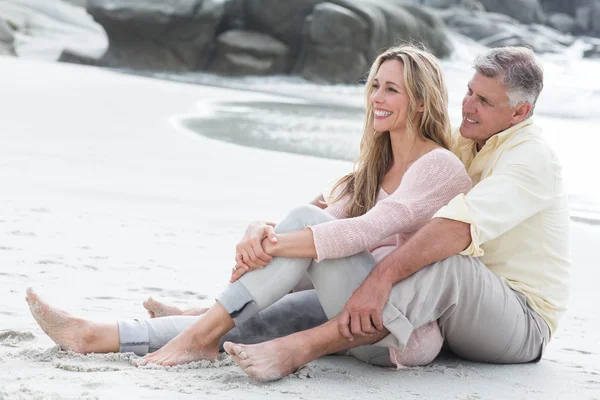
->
[26,45,471,372]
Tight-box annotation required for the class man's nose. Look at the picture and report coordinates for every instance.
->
[463,96,476,114]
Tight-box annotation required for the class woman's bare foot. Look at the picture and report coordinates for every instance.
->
[223,338,307,382]
[137,327,219,367]
[143,297,208,318]
[25,288,117,354]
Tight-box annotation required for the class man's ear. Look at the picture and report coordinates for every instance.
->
[511,102,532,124]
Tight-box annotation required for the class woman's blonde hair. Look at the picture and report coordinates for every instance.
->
[330,45,451,217]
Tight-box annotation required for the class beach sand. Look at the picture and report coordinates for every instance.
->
[0,56,598,400]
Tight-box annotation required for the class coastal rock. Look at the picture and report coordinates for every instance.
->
[299,1,452,83]
[583,44,600,58]
[592,0,600,35]
[245,0,322,66]
[439,9,517,41]
[0,0,107,60]
[416,0,458,8]
[58,49,102,65]
[211,30,289,75]
[307,3,369,50]
[538,0,593,17]
[547,13,576,33]
[63,0,87,6]
[479,0,545,25]
[299,3,369,82]
[575,6,592,32]
[528,24,575,47]
[0,18,15,56]
[87,0,226,71]
[415,0,484,10]
[440,7,569,52]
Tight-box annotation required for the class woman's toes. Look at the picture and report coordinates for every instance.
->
[223,341,234,354]
[224,342,246,357]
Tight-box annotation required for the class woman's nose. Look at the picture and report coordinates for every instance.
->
[370,88,383,103]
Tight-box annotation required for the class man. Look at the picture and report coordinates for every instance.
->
[222,46,571,379]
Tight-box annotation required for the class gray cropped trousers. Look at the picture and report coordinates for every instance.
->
[119,205,550,365]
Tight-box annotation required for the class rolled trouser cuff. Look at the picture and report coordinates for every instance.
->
[216,280,261,326]
[117,319,150,356]
[372,302,414,350]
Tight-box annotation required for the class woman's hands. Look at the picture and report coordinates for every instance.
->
[230,221,278,283]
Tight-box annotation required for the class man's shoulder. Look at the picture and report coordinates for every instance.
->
[500,122,560,165]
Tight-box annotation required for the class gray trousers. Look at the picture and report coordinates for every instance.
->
[119,205,550,365]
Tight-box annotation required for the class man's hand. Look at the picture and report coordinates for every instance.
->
[338,272,392,340]
[230,221,278,283]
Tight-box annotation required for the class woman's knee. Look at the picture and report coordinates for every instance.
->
[277,205,334,233]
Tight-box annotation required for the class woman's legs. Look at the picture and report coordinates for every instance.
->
[26,288,120,354]
[26,205,335,365]
[140,205,337,365]
[143,297,208,318]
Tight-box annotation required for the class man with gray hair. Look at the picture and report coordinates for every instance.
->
[222,46,570,378]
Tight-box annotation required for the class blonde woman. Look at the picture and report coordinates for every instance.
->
[26,45,471,375]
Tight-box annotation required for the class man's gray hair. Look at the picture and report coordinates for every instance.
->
[473,47,544,116]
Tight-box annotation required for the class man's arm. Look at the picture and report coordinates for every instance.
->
[337,216,470,340]
[373,217,471,286]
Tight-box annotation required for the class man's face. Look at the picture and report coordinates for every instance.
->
[459,72,525,148]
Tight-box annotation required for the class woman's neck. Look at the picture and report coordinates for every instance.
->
[389,130,432,169]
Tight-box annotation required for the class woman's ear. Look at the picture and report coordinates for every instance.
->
[416,101,425,113]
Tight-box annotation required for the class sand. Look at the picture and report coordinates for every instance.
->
[0,56,598,399]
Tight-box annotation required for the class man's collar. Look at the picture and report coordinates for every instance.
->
[457,119,534,154]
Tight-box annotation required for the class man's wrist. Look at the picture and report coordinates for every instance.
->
[372,263,397,287]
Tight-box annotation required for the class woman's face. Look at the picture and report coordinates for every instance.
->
[369,59,412,135]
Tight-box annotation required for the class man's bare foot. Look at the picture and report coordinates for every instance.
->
[137,326,219,367]
[143,297,208,318]
[25,288,99,354]
[223,339,307,382]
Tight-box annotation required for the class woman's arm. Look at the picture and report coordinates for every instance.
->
[229,192,334,282]
[257,151,471,261]
[262,227,317,259]
[295,151,472,262]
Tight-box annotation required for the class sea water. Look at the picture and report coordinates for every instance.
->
[143,33,600,225]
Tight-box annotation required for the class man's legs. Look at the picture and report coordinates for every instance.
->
[377,255,549,363]
[225,254,550,380]
[224,317,389,381]
[309,252,549,363]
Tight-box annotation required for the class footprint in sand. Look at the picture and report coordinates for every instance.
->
[0,272,28,279]
[0,330,36,347]
[37,260,61,265]
[10,230,37,237]
[53,360,122,372]
[30,208,51,213]
[0,246,17,251]
[561,347,595,356]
